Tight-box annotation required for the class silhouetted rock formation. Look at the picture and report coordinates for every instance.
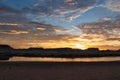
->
[0,44,13,51]
[86,48,99,52]
[0,45,14,60]
[0,44,120,60]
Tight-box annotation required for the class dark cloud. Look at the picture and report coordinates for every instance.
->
[0,13,31,33]
[0,4,18,14]
[0,13,29,23]
[0,25,20,30]
[0,19,76,42]
[102,0,120,12]
[28,21,71,33]
[77,20,120,36]
[106,38,120,41]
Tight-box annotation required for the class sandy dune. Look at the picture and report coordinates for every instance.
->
[0,61,120,80]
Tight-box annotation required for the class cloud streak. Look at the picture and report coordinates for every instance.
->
[0,30,29,35]
[19,0,98,21]
[102,0,120,12]
[0,22,20,26]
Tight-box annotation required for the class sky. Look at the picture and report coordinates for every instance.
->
[0,0,120,50]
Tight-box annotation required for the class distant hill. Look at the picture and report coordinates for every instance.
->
[0,44,13,51]
[0,44,120,60]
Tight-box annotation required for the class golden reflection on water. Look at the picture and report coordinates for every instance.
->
[8,57,120,62]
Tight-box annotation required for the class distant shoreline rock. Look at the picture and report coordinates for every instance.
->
[0,44,120,60]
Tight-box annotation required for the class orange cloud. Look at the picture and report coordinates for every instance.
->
[37,27,46,30]
[0,30,29,34]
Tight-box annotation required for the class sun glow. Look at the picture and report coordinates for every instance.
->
[75,44,86,50]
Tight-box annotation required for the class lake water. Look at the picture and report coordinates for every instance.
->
[7,56,120,62]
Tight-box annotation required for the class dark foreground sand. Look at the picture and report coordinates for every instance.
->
[0,61,120,80]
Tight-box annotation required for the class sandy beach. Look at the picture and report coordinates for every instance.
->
[0,61,120,80]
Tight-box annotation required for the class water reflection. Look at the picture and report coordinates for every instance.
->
[8,57,120,62]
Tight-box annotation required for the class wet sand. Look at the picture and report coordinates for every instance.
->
[0,61,120,80]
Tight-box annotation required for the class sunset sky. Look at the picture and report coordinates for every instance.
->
[0,0,120,50]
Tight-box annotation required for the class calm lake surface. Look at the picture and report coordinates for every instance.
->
[7,56,120,62]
